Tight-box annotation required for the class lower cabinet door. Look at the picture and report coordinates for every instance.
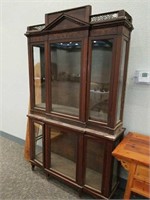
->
[84,136,105,192]
[47,126,78,181]
[30,120,45,167]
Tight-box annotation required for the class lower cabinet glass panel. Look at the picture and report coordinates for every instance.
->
[111,158,118,190]
[34,122,43,163]
[50,128,77,180]
[85,138,104,191]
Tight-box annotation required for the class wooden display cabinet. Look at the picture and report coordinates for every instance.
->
[25,5,133,199]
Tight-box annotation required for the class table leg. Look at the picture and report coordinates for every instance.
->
[123,163,136,200]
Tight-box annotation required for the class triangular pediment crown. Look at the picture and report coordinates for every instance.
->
[42,14,89,32]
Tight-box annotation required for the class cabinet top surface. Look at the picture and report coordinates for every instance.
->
[112,132,150,166]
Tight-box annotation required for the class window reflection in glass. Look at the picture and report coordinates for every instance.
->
[50,42,81,117]
[50,128,77,180]
[89,39,113,122]
[33,45,45,109]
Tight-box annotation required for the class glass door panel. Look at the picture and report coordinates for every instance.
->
[85,138,105,191]
[111,158,118,190]
[89,39,113,122]
[34,122,43,163]
[50,128,77,180]
[33,44,45,109]
[116,40,127,123]
[50,42,81,117]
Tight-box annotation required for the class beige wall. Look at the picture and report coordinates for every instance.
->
[1,0,150,141]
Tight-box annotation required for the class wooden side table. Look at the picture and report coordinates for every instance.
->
[112,132,150,199]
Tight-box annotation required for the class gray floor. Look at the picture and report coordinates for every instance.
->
[0,135,91,200]
[0,134,147,200]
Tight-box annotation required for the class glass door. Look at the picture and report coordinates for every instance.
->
[32,44,46,109]
[89,39,113,123]
[48,127,78,180]
[50,41,82,117]
[84,137,105,191]
[33,122,44,165]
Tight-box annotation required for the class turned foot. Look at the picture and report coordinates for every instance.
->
[78,188,83,197]
[31,164,35,171]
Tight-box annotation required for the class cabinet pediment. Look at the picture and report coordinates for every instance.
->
[42,14,89,32]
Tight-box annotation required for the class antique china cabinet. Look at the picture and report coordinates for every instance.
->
[25,5,133,199]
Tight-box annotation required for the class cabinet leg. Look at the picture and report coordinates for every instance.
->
[78,188,83,198]
[31,164,35,171]
[46,173,50,180]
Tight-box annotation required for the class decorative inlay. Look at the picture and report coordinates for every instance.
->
[33,25,45,31]
[91,13,118,23]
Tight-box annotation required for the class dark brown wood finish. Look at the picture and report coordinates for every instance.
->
[25,5,133,199]
[45,5,91,25]
[79,37,89,122]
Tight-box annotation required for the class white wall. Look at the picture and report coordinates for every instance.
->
[1,0,150,141]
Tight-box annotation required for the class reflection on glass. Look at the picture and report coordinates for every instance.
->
[85,139,104,191]
[50,128,77,180]
[89,39,113,122]
[116,40,127,123]
[50,42,81,116]
[34,123,43,163]
[33,45,45,108]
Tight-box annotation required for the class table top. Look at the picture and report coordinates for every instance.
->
[112,132,150,166]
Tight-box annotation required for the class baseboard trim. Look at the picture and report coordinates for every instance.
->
[0,131,25,145]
